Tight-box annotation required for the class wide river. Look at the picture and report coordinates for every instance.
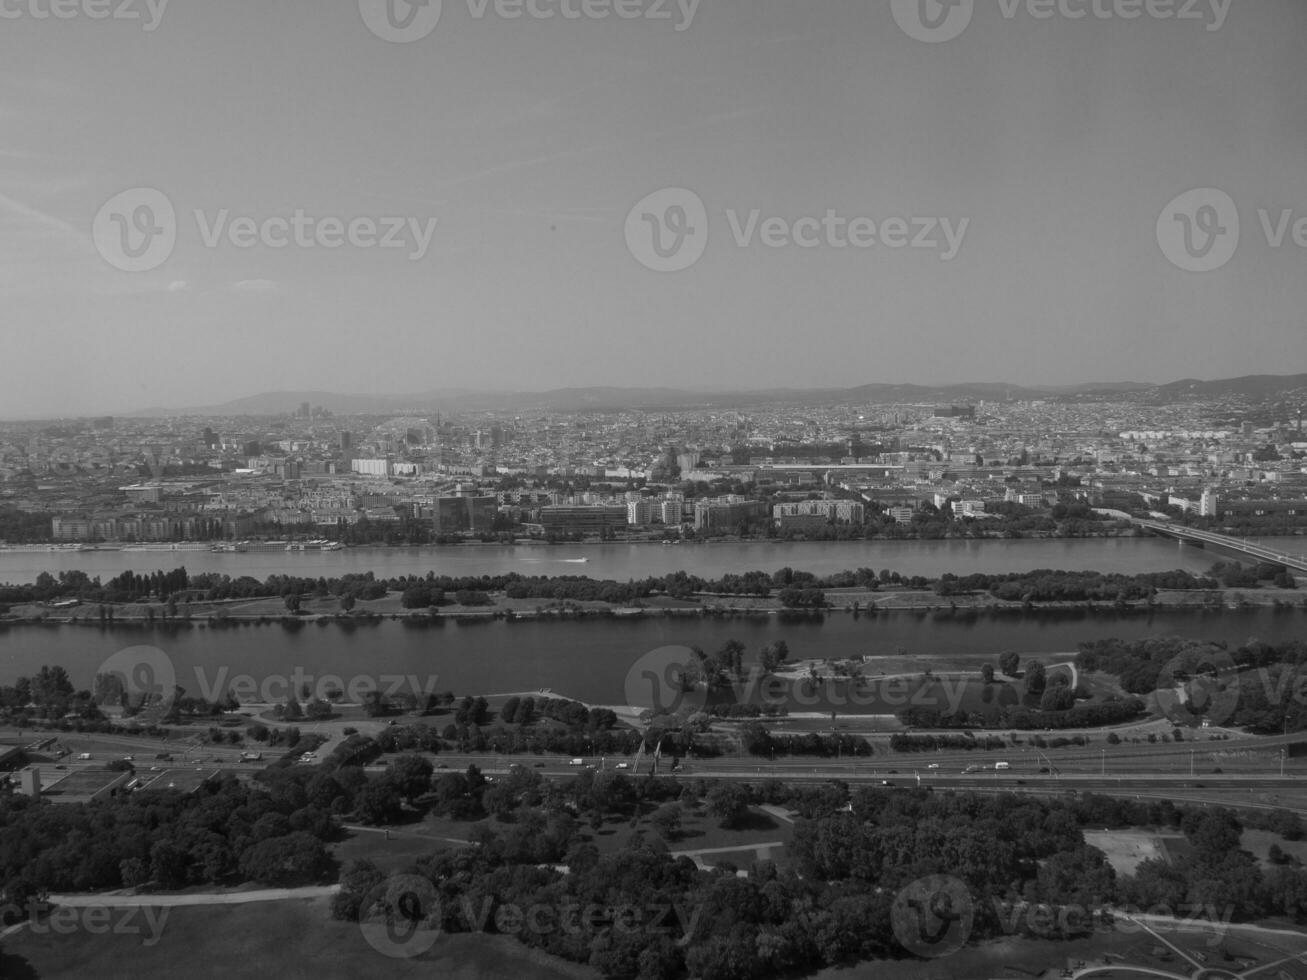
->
[0,537,1268,583]
[1,539,1302,705]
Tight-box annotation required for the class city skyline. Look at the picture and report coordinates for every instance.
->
[1,0,1304,416]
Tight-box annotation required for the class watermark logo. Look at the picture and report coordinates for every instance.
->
[1156,187,1240,272]
[190,666,443,706]
[0,0,170,31]
[356,875,703,957]
[1153,648,1240,727]
[894,0,1233,41]
[93,188,441,268]
[94,645,177,708]
[891,875,974,958]
[892,0,974,43]
[625,188,709,273]
[361,0,698,41]
[359,0,443,43]
[359,874,443,959]
[93,188,177,273]
[3,901,170,947]
[626,187,969,271]
[624,645,709,717]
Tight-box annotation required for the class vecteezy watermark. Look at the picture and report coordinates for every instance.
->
[1156,188,1240,272]
[1158,187,1307,273]
[624,645,710,716]
[92,188,440,272]
[0,0,170,31]
[892,0,1231,43]
[622,646,974,718]
[2,901,170,947]
[358,0,699,44]
[359,874,443,959]
[94,644,178,708]
[992,899,1234,946]
[94,646,442,708]
[891,876,975,959]
[891,0,975,43]
[1152,648,1241,728]
[625,187,969,272]
[358,873,702,959]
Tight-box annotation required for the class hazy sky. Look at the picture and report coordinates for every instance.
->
[1,0,1304,416]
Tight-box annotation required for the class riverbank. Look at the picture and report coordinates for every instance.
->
[1,582,1302,627]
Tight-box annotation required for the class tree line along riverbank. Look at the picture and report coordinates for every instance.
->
[0,561,1302,626]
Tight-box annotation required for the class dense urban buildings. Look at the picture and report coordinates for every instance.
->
[2,382,1305,547]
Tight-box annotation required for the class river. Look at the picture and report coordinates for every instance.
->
[1,607,1300,708]
[0,537,1250,584]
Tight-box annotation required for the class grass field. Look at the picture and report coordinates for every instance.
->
[1,897,598,980]
[1083,830,1166,876]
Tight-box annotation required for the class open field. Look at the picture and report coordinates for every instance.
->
[1083,830,1167,876]
[1244,828,1307,867]
[10,898,1302,980]
[1,897,597,980]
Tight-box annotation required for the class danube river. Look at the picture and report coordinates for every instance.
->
[0,537,1254,583]
[1,608,1300,708]
[2,538,1302,703]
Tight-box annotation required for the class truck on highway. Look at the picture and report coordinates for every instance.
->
[995,761,1011,770]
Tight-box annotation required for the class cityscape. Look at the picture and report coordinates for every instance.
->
[2,376,1306,552]
[3,1,1307,979]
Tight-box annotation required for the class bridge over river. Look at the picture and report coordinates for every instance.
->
[1132,519,1307,574]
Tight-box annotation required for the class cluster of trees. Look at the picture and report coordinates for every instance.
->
[897,696,1145,731]
[737,722,870,759]
[1207,561,1298,590]
[0,665,105,725]
[1078,636,1307,733]
[935,568,1219,602]
[0,506,52,543]
[0,773,337,921]
[889,733,1009,752]
[333,778,1307,980]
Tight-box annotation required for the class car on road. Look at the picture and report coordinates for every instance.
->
[880,780,894,787]
[533,762,546,768]
[927,763,940,769]
[615,763,630,770]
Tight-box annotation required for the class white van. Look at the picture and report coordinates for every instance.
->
[569,758,585,766]
[995,761,1011,770]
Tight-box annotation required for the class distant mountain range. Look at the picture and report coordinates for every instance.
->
[130,374,1307,417]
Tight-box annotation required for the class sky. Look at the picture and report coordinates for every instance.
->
[0,0,1304,417]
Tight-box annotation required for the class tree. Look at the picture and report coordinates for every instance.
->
[981,664,995,684]
[706,783,751,829]
[284,594,302,614]
[999,651,1021,677]
[501,696,521,725]
[354,779,404,826]
[387,754,434,799]
[237,833,330,887]
[650,803,683,840]
[1025,662,1047,697]
[760,641,790,674]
